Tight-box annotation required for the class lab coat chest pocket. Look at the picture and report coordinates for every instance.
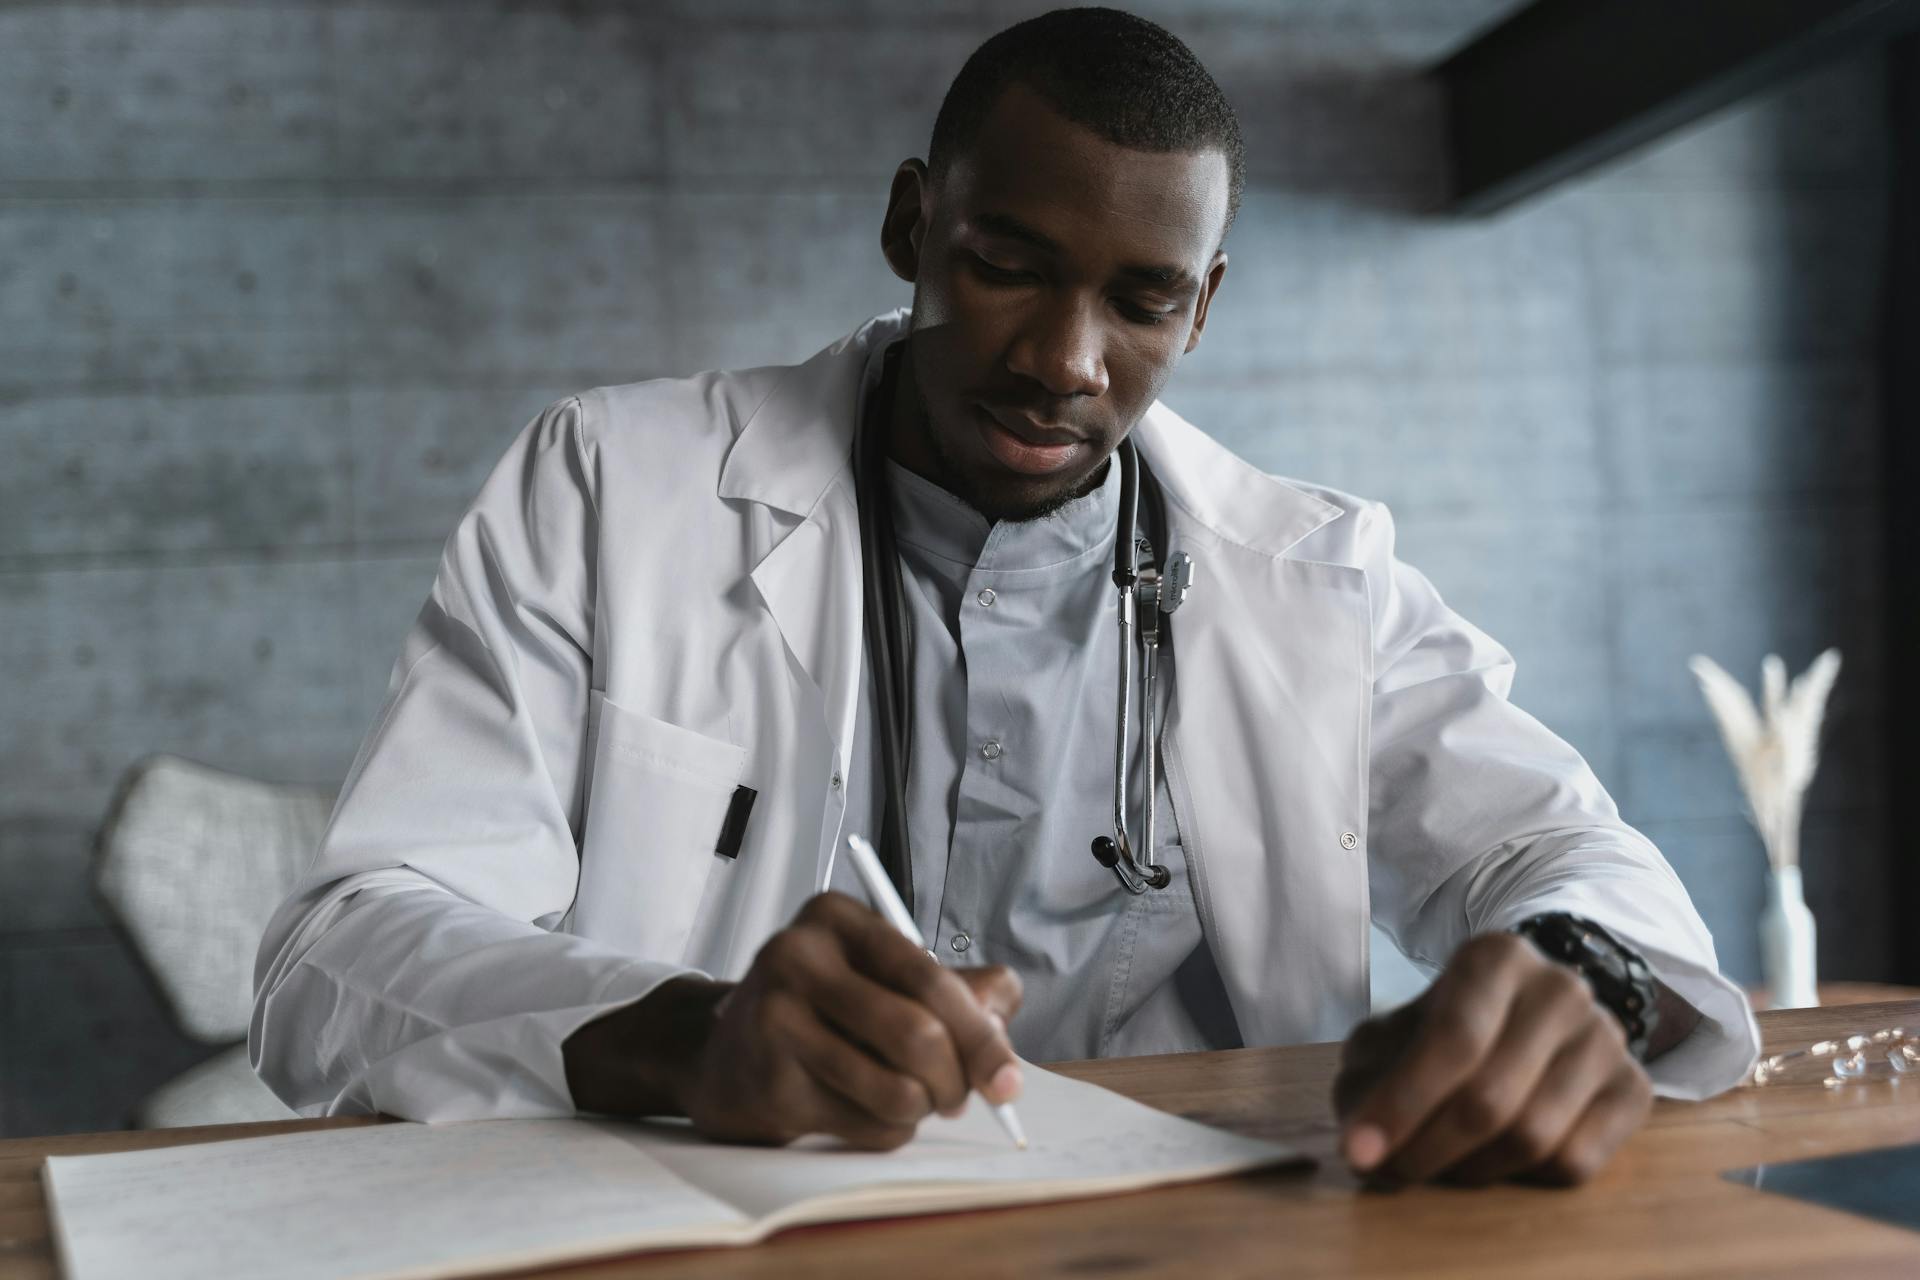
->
[572,692,747,962]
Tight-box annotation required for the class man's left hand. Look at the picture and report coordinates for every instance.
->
[1333,932,1653,1187]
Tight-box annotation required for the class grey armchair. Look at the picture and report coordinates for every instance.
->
[94,755,332,1127]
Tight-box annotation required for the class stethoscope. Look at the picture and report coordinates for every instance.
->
[855,344,1196,907]
[1089,441,1193,894]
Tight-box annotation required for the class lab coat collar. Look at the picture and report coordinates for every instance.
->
[1132,403,1344,560]
[715,312,905,517]
[717,310,1343,559]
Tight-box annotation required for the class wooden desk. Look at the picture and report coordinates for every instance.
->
[5,1001,1917,1278]
[1750,981,1920,1010]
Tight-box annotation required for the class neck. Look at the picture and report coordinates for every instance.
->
[883,340,941,484]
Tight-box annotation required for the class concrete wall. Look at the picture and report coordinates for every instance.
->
[0,1,1887,1135]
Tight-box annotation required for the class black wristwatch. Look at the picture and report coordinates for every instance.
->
[1512,913,1660,1061]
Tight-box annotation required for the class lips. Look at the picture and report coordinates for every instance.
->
[975,403,1086,476]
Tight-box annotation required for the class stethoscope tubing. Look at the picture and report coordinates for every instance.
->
[1101,439,1173,894]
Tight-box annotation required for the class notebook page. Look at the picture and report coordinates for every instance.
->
[43,1118,749,1280]
[630,1063,1306,1225]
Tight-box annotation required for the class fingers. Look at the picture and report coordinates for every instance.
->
[1440,1017,1632,1187]
[806,1086,919,1151]
[1377,963,1598,1183]
[955,964,1025,1022]
[807,967,969,1115]
[815,894,1025,1105]
[775,994,925,1148]
[1333,1004,1420,1119]
[952,967,1026,1103]
[1340,936,1528,1172]
[758,894,1022,1130]
[761,899,960,1115]
[687,895,1026,1148]
[1529,1063,1653,1187]
[1334,932,1656,1188]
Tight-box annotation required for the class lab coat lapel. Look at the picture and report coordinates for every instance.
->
[744,498,860,764]
[718,313,908,882]
[1136,406,1374,1045]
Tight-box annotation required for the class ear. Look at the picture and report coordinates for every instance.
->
[880,159,931,284]
[1183,251,1229,355]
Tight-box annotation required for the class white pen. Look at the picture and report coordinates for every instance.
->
[843,833,1028,1150]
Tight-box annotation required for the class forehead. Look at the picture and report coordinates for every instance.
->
[939,83,1230,267]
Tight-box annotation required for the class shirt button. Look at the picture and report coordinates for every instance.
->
[976,588,996,608]
[950,932,972,954]
[830,772,842,790]
[980,739,1003,760]
[1340,831,1358,850]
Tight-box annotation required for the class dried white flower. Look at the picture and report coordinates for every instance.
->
[1687,649,1841,871]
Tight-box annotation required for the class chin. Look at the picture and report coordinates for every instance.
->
[919,402,1110,523]
[953,464,1102,524]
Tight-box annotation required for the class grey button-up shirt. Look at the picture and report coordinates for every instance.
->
[831,454,1243,1063]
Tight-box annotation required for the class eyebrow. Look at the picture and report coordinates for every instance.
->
[971,212,1198,290]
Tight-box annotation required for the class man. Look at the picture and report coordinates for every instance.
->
[253,8,1758,1187]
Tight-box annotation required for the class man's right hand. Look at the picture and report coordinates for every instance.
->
[563,892,1024,1150]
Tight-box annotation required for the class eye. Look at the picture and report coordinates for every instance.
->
[969,252,1037,285]
[1115,298,1176,327]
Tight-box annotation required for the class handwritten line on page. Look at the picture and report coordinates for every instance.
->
[43,1063,1308,1280]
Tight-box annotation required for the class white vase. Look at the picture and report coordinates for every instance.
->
[1759,866,1819,1009]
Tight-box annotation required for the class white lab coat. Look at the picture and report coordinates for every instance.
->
[252,312,1759,1121]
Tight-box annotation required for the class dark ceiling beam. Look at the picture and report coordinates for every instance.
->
[1438,0,1920,215]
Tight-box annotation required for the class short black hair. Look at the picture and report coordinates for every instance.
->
[927,7,1245,237]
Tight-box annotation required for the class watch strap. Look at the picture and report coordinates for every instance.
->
[1512,912,1660,1061]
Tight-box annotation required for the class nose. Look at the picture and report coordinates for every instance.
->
[1005,296,1109,399]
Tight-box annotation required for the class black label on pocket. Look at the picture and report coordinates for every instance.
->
[716,785,756,860]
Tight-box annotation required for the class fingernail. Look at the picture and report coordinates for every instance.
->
[987,1011,1007,1034]
[987,1062,1023,1103]
[1344,1124,1387,1172]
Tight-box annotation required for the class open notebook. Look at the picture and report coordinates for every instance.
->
[43,1063,1306,1280]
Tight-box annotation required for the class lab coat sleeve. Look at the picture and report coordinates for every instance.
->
[1356,501,1760,1101]
[251,397,689,1121]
